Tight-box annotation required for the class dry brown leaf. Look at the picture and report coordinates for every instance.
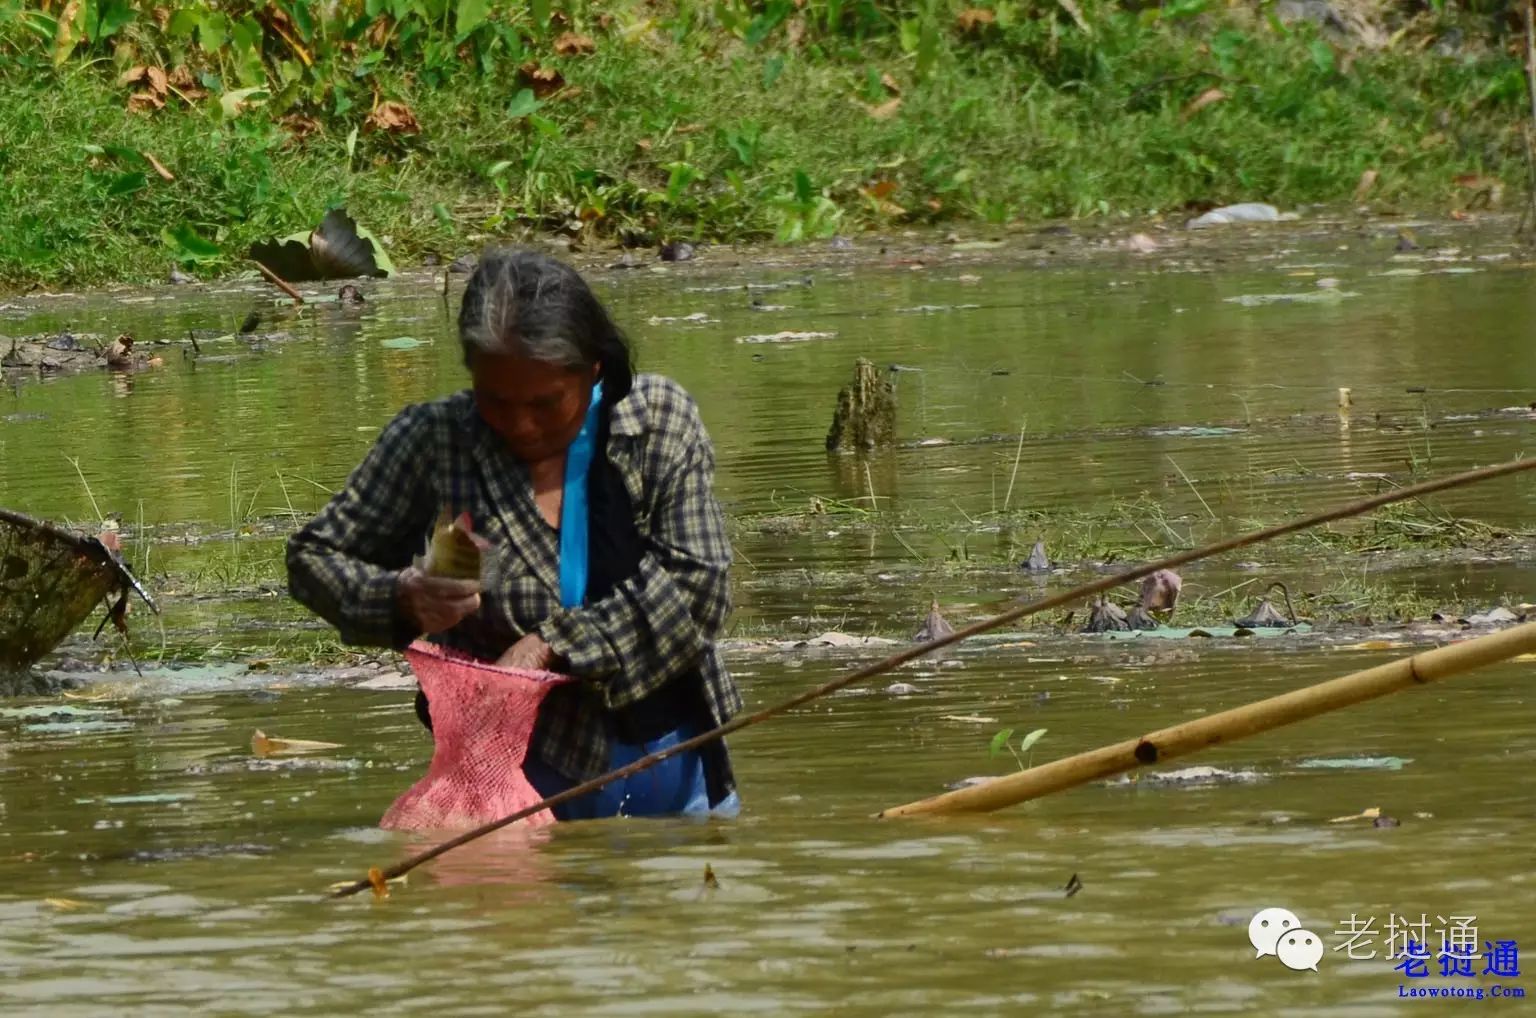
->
[104,333,134,369]
[1328,806,1382,824]
[365,100,420,135]
[44,897,89,911]
[127,91,165,114]
[785,15,806,47]
[280,113,322,141]
[327,873,406,894]
[118,65,148,87]
[865,97,902,120]
[702,864,720,890]
[142,152,174,181]
[251,729,343,757]
[1180,87,1225,121]
[880,72,901,96]
[634,137,652,151]
[867,180,898,199]
[146,66,168,96]
[518,61,566,98]
[675,122,705,134]
[956,7,995,32]
[553,31,596,56]
[1353,168,1379,202]
[368,867,390,900]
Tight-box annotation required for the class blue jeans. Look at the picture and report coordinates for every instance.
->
[524,725,741,821]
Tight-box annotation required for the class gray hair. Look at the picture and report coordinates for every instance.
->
[457,248,634,397]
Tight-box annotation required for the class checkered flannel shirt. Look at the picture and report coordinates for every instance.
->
[285,374,742,782]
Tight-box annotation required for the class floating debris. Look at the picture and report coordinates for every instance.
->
[1109,765,1264,787]
[1225,289,1359,307]
[645,312,718,326]
[734,330,836,345]
[1063,873,1084,898]
[790,632,900,649]
[894,304,981,314]
[1299,756,1411,771]
[659,241,695,262]
[914,600,955,642]
[1022,540,1050,572]
[1187,202,1295,228]
[1234,585,1297,628]
[251,729,343,757]
[1463,606,1521,626]
[1083,598,1130,633]
[1139,569,1182,613]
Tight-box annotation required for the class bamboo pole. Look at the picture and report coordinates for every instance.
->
[326,457,1535,899]
[252,260,306,304]
[879,621,1536,819]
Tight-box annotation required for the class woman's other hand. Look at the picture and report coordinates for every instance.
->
[396,565,481,634]
[497,632,554,671]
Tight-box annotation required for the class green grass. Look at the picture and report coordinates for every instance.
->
[0,0,1528,288]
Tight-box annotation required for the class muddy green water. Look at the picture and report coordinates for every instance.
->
[2,224,1533,1014]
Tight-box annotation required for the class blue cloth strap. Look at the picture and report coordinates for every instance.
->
[558,381,603,609]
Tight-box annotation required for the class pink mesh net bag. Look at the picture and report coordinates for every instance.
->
[380,640,572,831]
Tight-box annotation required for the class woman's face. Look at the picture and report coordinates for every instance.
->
[470,352,597,464]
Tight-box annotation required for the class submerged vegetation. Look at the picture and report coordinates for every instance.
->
[31,475,1527,671]
[0,0,1530,287]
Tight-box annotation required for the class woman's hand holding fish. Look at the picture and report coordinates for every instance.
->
[397,564,481,634]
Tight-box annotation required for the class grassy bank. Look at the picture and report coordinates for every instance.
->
[0,0,1528,288]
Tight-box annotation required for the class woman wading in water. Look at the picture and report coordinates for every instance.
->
[287,249,742,818]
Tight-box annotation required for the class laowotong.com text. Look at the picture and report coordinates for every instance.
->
[1398,985,1527,1001]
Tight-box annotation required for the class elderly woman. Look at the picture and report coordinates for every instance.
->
[286,249,741,819]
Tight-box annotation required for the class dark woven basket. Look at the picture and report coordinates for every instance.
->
[0,508,124,671]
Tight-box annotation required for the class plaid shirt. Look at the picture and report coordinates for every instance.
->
[285,374,743,783]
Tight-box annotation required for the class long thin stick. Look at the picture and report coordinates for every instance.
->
[880,620,1536,818]
[252,260,305,304]
[66,456,103,522]
[1168,455,1216,520]
[1002,417,1026,512]
[326,456,1535,899]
